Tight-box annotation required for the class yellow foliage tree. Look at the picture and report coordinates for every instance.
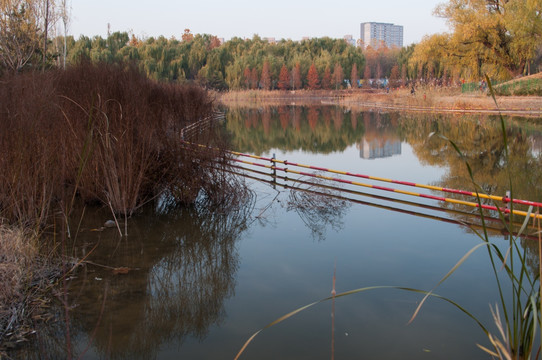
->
[416,0,542,80]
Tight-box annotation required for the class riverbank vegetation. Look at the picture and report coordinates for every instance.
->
[0,61,232,226]
[0,61,245,352]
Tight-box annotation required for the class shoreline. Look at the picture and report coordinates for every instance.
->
[218,88,542,117]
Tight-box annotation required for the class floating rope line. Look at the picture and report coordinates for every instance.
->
[180,141,542,220]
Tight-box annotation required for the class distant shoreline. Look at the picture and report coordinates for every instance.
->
[218,88,542,116]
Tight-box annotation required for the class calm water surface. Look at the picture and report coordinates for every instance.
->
[21,106,542,359]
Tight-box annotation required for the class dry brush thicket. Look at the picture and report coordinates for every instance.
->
[0,61,239,227]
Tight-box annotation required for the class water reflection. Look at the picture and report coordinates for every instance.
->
[226,105,542,226]
[30,195,254,359]
[402,114,542,219]
[357,112,402,159]
[287,177,351,241]
[225,106,365,154]
[16,106,542,359]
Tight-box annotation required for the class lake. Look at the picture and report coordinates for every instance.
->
[17,105,542,359]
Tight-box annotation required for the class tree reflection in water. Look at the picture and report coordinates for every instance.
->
[287,177,350,241]
[22,184,255,360]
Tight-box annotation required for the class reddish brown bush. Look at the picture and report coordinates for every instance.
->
[0,62,234,226]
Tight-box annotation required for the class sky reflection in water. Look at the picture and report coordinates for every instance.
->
[24,106,542,359]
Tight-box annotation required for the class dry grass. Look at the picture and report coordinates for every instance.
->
[219,87,542,113]
[0,227,38,306]
[0,225,58,352]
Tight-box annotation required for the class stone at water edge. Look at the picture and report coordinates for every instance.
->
[104,220,116,228]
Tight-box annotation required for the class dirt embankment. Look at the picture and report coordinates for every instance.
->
[218,88,542,116]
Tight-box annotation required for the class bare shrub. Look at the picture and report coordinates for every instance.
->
[0,62,237,225]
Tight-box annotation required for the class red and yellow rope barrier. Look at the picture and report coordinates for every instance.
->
[181,141,542,220]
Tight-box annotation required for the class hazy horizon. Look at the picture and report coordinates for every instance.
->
[69,0,448,45]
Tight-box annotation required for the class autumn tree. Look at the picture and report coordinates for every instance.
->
[321,66,331,90]
[375,62,382,80]
[306,63,320,89]
[243,66,251,89]
[332,63,344,89]
[59,0,69,69]
[431,0,542,79]
[278,64,290,90]
[389,64,399,87]
[250,67,259,89]
[182,28,194,42]
[350,63,359,88]
[208,35,221,50]
[260,60,271,90]
[291,62,302,90]
[363,64,371,83]
[0,1,42,72]
[128,34,140,47]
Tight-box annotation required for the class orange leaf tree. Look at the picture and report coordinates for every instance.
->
[306,63,320,90]
[278,64,291,90]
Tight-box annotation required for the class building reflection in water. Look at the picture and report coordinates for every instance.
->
[357,111,401,159]
[358,137,402,159]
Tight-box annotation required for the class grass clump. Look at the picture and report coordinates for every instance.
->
[0,226,58,353]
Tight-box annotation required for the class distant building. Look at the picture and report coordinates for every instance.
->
[360,22,403,49]
[343,35,356,47]
[264,37,276,44]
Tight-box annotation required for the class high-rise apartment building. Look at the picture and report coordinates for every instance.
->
[360,22,403,49]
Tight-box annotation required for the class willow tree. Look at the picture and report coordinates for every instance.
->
[434,0,542,79]
[409,33,455,80]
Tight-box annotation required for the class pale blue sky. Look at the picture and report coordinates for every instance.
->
[69,0,448,45]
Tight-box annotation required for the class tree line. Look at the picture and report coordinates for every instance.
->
[2,0,541,88]
[7,27,419,90]
[64,31,371,90]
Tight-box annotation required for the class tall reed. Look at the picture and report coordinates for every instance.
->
[0,62,236,227]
